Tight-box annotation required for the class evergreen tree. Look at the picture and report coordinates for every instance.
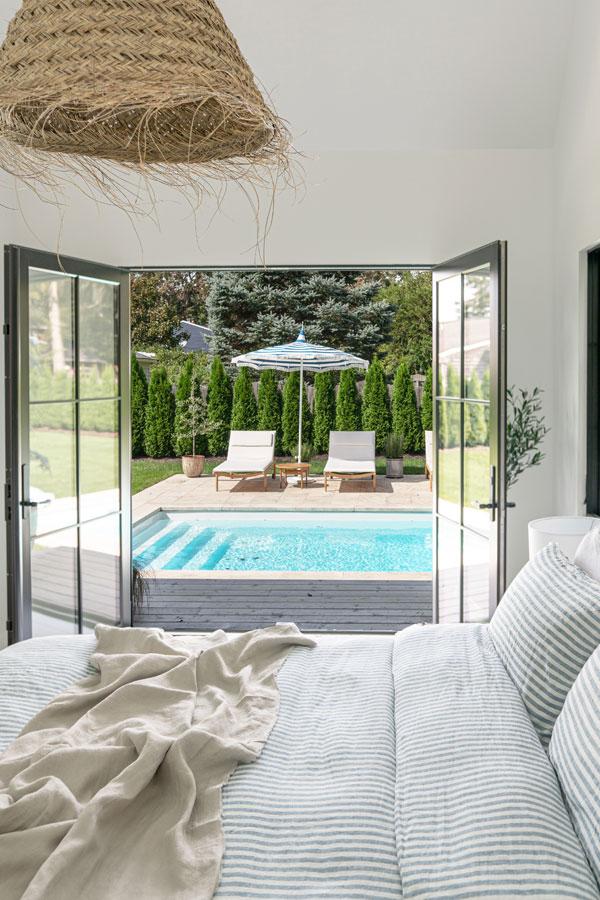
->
[391,363,423,452]
[282,372,312,453]
[377,271,433,374]
[481,368,491,443]
[144,366,175,458]
[465,371,487,447]
[231,367,258,431]
[444,365,461,448]
[257,370,282,453]
[421,366,433,432]
[336,369,362,432]
[312,371,336,453]
[131,355,148,457]
[361,357,391,452]
[206,270,394,362]
[174,358,207,455]
[206,356,232,455]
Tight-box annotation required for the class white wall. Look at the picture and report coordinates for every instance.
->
[554,0,600,516]
[0,146,557,645]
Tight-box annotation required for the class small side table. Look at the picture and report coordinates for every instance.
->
[276,462,310,489]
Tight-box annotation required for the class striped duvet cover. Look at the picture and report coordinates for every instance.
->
[0,627,598,898]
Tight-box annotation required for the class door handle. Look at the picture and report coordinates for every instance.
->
[20,499,51,508]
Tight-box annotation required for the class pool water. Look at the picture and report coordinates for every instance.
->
[133,511,432,573]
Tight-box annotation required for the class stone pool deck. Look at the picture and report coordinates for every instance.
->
[132,473,433,634]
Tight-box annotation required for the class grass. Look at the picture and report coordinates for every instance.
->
[438,445,489,508]
[31,428,117,498]
[132,453,426,494]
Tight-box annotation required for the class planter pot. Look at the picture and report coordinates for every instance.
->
[181,455,205,478]
[386,457,404,479]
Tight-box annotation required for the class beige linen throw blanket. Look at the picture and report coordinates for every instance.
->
[0,623,315,900]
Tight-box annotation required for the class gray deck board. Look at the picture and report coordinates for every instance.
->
[134,577,433,633]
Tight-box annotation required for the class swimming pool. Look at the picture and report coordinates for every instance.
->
[133,511,432,573]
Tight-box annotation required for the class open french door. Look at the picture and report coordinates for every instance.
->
[4,246,131,642]
[432,242,507,623]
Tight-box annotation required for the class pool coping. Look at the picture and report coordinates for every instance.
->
[141,569,433,581]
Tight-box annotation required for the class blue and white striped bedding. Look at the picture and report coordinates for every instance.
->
[1,627,599,898]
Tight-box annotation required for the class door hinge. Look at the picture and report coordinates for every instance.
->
[2,323,8,336]
[4,483,11,521]
[6,620,13,634]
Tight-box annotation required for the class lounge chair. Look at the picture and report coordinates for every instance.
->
[324,431,377,492]
[213,431,275,491]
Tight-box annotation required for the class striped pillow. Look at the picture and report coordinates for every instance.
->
[549,646,600,887]
[490,542,600,747]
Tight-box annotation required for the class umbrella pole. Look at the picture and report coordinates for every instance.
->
[297,360,303,464]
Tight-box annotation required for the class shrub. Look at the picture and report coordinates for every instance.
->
[131,355,148,457]
[282,372,312,453]
[231,367,258,431]
[312,371,336,453]
[465,371,487,447]
[206,356,232,455]
[335,369,362,431]
[257,370,282,452]
[421,366,433,432]
[144,366,175,458]
[361,357,391,452]
[441,365,461,448]
[391,363,423,452]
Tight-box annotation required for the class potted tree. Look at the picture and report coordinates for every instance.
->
[385,432,404,479]
[177,381,208,478]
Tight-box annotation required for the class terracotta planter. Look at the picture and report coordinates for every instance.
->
[181,455,205,478]
[386,457,404,479]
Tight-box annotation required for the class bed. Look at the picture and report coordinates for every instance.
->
[1,542,599,898]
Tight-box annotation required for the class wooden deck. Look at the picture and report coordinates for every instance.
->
[133,576,433,633]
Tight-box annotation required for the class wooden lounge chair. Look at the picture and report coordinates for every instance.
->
[213,431,275,491]
[324,431,377,492]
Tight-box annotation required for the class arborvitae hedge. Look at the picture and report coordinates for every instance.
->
[391,363,423,452]
[465,371,487,447]
[282,371,312,453]
[174,357,194,456]
[144,366,175,458]
[206,356,232,455]
[231,367,258,431]
[441,365,461,448]
[257,370,282,452]
[421,366,433,432]
[335,369,361,432]
[361,357,391,452]
[131,355,148,457]
[312,371,336,453]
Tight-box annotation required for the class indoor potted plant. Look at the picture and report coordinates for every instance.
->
[385,432,404,479]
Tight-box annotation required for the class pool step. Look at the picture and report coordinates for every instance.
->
[163,529,216,570]
[134,522,191,570]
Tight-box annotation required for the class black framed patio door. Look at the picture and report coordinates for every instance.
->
[4,246,131,642]
[432,242,507,623]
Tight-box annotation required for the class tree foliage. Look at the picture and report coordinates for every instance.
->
[282,372,312,453]
[440,365,461,449]
[144,366,175,458]
[205,270,394,363]
[312,371,336,453]
[421,366,433,432]
[130,271,209,350]
[174,357,208,455]
[391,363,423,452]
[131,355,148,457]
[361,358,391,452]
[206,356,232,455]
[231,367,258,431]
[506,386,550,490]
[378,271,432,374]
[257,370,282,453]
[465,371,487,447]
[335,369,362,432]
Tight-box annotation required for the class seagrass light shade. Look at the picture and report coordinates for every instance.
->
[0,0,289,173]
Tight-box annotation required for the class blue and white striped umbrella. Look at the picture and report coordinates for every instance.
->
[232,328,368,463]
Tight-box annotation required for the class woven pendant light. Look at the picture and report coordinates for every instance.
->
[0,0,289,177]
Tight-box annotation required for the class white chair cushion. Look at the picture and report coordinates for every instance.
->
[328,431,375,461]
[229,430,274,448]
[324,457,375,474]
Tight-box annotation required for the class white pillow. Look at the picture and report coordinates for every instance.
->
[574,525,600,582]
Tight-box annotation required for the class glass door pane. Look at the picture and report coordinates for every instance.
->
[432,243,506,624]
[5,247,131,643]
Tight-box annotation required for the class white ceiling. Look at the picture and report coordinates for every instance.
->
[0,0,574,152]
[219,0,574,151]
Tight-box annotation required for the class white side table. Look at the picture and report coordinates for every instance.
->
[528,516,596,561]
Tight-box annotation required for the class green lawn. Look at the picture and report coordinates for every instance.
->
[438,445,489,509]
[30,428,117,498]
[131,454,426,494]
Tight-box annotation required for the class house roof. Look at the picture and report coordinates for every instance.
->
[175,320,214,353]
